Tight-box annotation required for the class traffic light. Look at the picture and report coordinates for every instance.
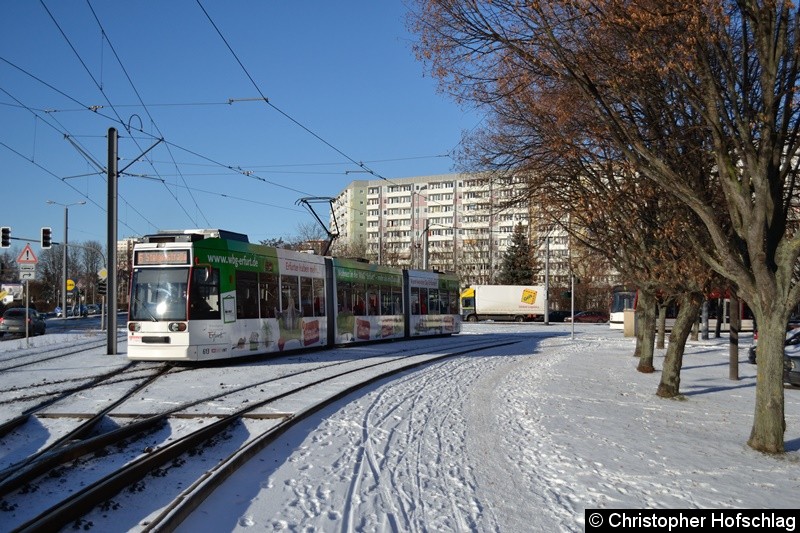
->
[98,278,107,296]
[41,227,52,249]
[1,227,9,248]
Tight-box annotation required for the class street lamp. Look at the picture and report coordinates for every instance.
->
[46,200,86,319]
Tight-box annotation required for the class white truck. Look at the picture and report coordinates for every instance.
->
[460,284,546,322]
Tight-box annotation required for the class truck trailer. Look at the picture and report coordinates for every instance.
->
[460,285,546,322]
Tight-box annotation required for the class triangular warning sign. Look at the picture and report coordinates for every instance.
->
[16,243,38,264]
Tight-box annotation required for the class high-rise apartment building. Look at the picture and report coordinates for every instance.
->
[330,173,573,287]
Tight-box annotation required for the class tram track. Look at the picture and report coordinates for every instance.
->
[0,336,118,373]
[1,336,484,487]
[0,362,151,440]
[0,363,175,492]
[3,337,518,532]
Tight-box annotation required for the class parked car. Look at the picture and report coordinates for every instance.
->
[547,310,571,322]
[748,328,800,387]
[86,304,101,315]
[785,353,800,387]
[531,310,570,322]
[67,305,88,317]
[564,310,609,323]
[0,307,47,337]
[748,326,800,364]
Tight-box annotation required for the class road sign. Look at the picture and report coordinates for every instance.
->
[16,244,38,264]
[66,279,76,291]
[20,264,36,281]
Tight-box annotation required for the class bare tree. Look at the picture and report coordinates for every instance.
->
[77,241,104,304]
[411,0,800,452]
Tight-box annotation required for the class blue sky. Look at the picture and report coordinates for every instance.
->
[0,1,481,250]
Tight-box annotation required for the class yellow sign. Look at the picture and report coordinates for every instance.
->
[521,289,538,305]
[66,279,75,291]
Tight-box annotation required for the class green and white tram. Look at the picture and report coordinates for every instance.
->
[127,229,461,361]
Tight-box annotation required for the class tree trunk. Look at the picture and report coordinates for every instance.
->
[714,298,723,339]
[656,303,666,349]
[636,289,657,373]
[657,292,702,398]
[747,311,787,453]
[729,295,740,381]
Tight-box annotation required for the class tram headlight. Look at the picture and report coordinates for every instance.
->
[128,322,141,332]
[168,322,187,332]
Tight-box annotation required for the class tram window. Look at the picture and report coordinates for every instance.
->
[353,283,367,315]
[300,277,314,317]
[281,277,300,315]
[190,267,220,320]
[130,267,189,322]
[419,288,429,314]
[236,271,259,319]
[259,273,279,318]
[280,276,301,330]
[393,287,403,315]
[353,296,365,315]
[381,291,392,315]
[352,283,366,315]
[428,288,439,315]
[367,285,379,315]
[337,282,353,313]
[411,287,420,314]
[449,291,458,314]
[429,289,447,315]
[312,278,325,316]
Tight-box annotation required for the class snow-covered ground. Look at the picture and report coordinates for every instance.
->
[1,323,798,532]
[176,324,799,532]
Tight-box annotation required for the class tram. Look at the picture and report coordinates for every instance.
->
[127,229,461,361]
[609,285,754,332]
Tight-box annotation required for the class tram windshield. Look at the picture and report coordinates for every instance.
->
[611,289,636,314]
[130,267,189,321]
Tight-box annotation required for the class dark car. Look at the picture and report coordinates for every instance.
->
[547,310,571,322]
[748,328,800,387]
[564,310,609,323]
[785,353,800,387]
[0,308,47,337]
